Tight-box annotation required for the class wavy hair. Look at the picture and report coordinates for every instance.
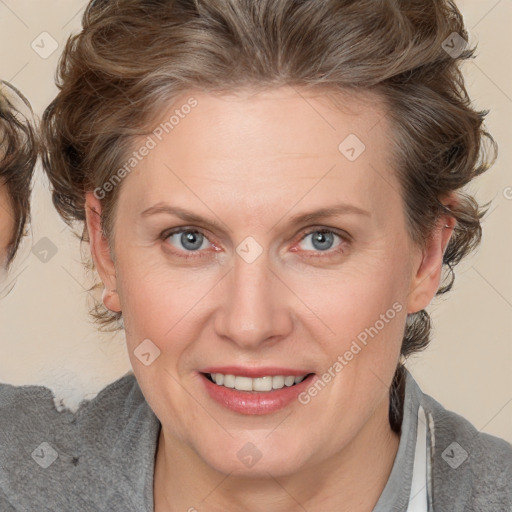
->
[0,81,37,267]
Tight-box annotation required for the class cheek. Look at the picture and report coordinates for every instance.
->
[0,211,13,255]
[115,250,209,358]
[293,272,406,442]
[292,252,409,343]
[290,252,409,408]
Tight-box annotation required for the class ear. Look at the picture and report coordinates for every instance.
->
[85,191,121,313]
[406,197,457,315]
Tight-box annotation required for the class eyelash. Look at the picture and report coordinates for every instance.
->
[159,226,350,261]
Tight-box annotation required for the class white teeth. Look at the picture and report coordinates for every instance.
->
[252,376,273,392]
[208,373,308,391]
[223,374,235,388]
[284,376,295,387]
[234,376,253,391]
[272,375,285,389]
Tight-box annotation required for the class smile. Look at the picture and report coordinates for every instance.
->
[205,372,309,392]
[199,370,317,415]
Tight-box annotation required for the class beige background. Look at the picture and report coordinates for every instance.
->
[0,1,510,442]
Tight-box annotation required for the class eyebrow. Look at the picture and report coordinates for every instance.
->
[140,202,371,233]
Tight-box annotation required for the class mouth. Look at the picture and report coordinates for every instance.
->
[202,372,315,392]
[198,369,317,415]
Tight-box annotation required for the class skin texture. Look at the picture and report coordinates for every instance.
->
[85,86,456,511]
[0,182,13,270]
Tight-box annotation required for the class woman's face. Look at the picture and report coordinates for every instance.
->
[87,86,450,477]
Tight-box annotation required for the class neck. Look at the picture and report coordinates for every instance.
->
[153,397,400,512]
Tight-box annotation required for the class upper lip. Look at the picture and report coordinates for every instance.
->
[200,366,314,378]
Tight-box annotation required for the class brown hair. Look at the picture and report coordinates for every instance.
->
[0,81,37,267]
[41,0,496,432]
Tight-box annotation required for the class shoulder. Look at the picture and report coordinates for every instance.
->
[0,372,159,511]
[417,384,512,511]
[0,371,142,439]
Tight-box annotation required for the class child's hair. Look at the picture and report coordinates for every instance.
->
[0,81,37,267]
[41,0,497,431]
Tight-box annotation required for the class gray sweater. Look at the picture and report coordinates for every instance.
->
[0,369,510,511]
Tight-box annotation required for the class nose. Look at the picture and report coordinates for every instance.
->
[213,249,294,350]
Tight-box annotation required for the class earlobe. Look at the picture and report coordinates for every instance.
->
[84,191,121,312]
[406,214,456,314]
[101,285,121,313]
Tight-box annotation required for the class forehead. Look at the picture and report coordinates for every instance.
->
[121,86,401,224]
[158,86,388,156]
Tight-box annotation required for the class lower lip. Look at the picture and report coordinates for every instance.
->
[200,373,316,415]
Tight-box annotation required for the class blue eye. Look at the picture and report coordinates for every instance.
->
[161,227,348,260]
[298,229,342,252]
[165,229,211,253]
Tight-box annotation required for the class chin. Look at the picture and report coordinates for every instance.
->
[191,431,315,478]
